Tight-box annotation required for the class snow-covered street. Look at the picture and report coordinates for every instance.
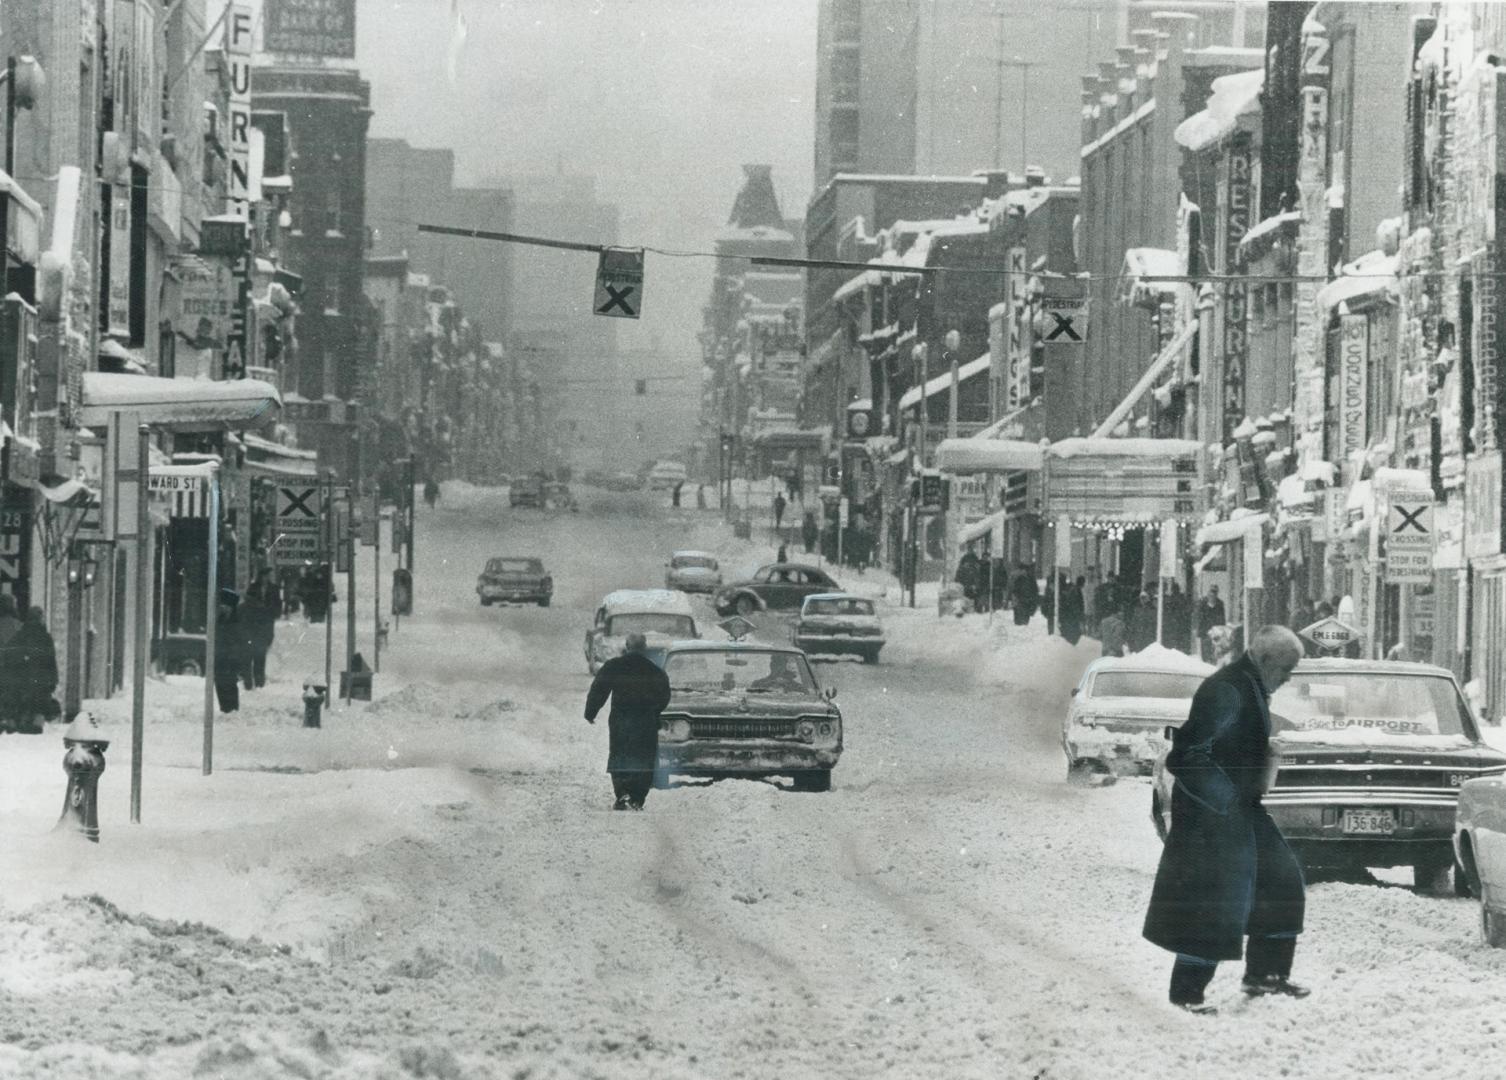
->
[4,486,1506,1079]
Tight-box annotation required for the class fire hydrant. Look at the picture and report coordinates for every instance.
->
[303,682,327,729]
[56,712,109,843]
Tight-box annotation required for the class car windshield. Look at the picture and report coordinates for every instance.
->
[672,555,717,570]
[1270,672,1472,739]
[1090,672,1204,699]
[606,613,695,637]
[487,558,542,574]
[805,597,874,617]
[665,649,818,695]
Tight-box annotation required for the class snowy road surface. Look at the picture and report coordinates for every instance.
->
[4,484,1506,1078]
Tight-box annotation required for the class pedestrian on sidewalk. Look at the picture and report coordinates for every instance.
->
[1128,591,1157,653]
[801,510,818,554]
[1010,565,1039,626]
[777,543,789,564]
[8,606,58,732]
[773,491,787,532]
[243,571,280,689]
[1143,625,1308,1013]
[1061,576,1086,645]
[1098,605,1127,658]
[954,547,981,609]
[584,632,672,811]
[213,589,248,714]
[672,480,684,508]
[1197,586,1227,662]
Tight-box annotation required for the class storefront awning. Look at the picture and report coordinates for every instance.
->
[935,437,1043,474]
[959,509,1007,546]
[1196,512,1268,547]
[897,351,991,411]
[80,373,281,432]
[749,426,828,452]
[0,168,43,263]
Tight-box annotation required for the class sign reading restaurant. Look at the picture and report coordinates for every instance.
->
[265,0,357,59]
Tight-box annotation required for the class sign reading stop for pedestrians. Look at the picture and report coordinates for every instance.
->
[1299,616,1364,653]
[594,247,644,319]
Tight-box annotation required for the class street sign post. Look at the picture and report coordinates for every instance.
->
[594,247,644,319]
[1385,496,1434,585]
[1299,616,1363,654]
[273,484,322,566]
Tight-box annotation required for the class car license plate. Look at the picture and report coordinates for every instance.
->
[1341,809,1396,835]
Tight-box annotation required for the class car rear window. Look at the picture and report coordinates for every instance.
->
[672,555,718,570]
[805,598,874,617]
[1271,672,1471,738]
[487,558,542,574]
[607,613,696,637]
[1090,672,1205,699]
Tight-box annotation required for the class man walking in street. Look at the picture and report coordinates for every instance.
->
[243,571,280,690]
[801,510,818,554]
[1143,625,1308,1013]
[584,632,672,810]
[773,491,787,532]
[1198,585,1227,662]
[213,589,248,714]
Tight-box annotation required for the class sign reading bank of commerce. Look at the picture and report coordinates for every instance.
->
[265,0,357,59]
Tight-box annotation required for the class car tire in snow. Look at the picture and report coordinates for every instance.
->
[861,648,881,665]
[1413,855,1455,896]
[736,594,757,616]
[538,598,551,607]
[1484,900,1506,948]
[480,598,493,606]
[791,769,831,793]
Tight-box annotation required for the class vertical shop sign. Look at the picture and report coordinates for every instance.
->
[224,3,255,379]
[1338,315,1369,461]
[0,491,32,610]
[108,191,131,338]
[1293,21,1330,450]
[1475,248,1501,450]
[1006,247,1028,408]
[1223,134,1254,441]
[1466,452,1503,560]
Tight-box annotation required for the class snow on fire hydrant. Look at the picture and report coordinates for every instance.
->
[303,682,327,729]
[56,712,109,843]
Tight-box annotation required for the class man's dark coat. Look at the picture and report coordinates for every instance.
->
[584,652,672,774]
[1143,655,1305,961]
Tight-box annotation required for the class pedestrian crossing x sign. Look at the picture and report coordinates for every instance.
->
[594,247,644,320]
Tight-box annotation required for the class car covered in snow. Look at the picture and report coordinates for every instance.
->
[476,556,553,607]
[793,593,885,663]
[585,589,699,673]
[655,640,841,792]
[1154,658,1506,891]
[1064,647,1212,781]
[648,461,689,491]
[714,563,841,616]
[509,474,545,508]
[664,550,722,594]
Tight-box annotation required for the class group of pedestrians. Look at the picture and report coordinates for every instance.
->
[0,596,59,733]
[211,571,282,714]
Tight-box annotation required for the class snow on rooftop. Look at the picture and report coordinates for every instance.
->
[1239,209,1302,251]
[1174,67,1263,151]
[1049,437,1201,460]
[1314,250,1398,314]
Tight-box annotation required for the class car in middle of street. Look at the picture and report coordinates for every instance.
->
[664,550,722,594]
[793,592,886,663]
[1064,647,1211,781]
[476,556,553,607]
[714,562,841,616]
[584,588,700,673]
[1153,657,1506,893]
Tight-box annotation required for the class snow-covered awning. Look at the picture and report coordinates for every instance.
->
[959,509,1007,546]
[1373,466,1431,496]
[1121,248,1187,308]
[1196,512,1269,546]
[897,351,990,411]
[0,168,43,263]
[935,438,1044,474]
[1173,67,1263,152]
[80,373,281,432]
[1278,474,1315,510]
[1051,436,1203,460]
[1315,251,1398,316]
[1239,210,1301,255]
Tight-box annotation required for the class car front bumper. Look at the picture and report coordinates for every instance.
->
[479,586,551,602]
[794,632,884,655]
[667,576,720,593]
[658,740,841,775]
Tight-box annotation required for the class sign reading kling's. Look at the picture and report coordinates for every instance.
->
[265,0,357,59]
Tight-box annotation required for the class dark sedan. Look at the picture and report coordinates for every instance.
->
[714,563,841,616]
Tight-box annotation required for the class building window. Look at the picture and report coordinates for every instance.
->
[830,110,859,172]
[325,190,343,236]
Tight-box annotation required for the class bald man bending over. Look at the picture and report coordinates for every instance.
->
[1142,625,1309,1013]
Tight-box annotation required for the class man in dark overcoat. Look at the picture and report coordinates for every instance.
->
[1143,625,1308,1013]
[584,632,672,810]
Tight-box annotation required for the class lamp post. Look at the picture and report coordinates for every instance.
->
[0,55,43,305]
[944,329,961,440]
[911,342,928,467]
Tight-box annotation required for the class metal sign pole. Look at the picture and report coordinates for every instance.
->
[203,465,219,776]
[374,510,381,673]
[323,471,333,696]
[130,426,149,821]
[345,499,356,704]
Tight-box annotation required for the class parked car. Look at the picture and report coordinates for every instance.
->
[714,563,841,616]
[665,550,722,593]
[1065,647,1212,781]
[599,471,643,492]
[648,460,689,491]
[510,474,545,508]
[793,593,885,664]
[476,556,553,607]
[1455,773,1506,942]
[585,589,699,674]
[1153,658,1506,892]
[655,640,842,792]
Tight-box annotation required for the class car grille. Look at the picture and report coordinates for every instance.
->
[689,718,797,740]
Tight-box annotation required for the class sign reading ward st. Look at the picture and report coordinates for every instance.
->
[595,247,644,319]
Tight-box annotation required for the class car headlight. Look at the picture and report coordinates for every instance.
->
[819,722,832,737]
[799,721,815,741]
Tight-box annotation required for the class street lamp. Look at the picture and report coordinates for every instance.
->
[944,329,961,440]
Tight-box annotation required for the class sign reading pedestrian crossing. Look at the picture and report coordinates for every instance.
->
[272,485,323,566]
[594,247,644,319]
[1041,298,1088,344]
[1387,499,1434,549]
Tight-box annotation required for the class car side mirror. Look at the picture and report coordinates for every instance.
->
[1163,725,1177,742]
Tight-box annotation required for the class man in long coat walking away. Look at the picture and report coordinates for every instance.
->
[1143,625,1308,1013]
[584,632,672,810]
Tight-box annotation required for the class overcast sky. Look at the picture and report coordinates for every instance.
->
[355,0,818,364]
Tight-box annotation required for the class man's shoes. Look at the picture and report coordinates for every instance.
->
[1242,975,1311,998]
[612,797,630,811]
[628,801,645,811]
[1171,1000,1217,1015]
